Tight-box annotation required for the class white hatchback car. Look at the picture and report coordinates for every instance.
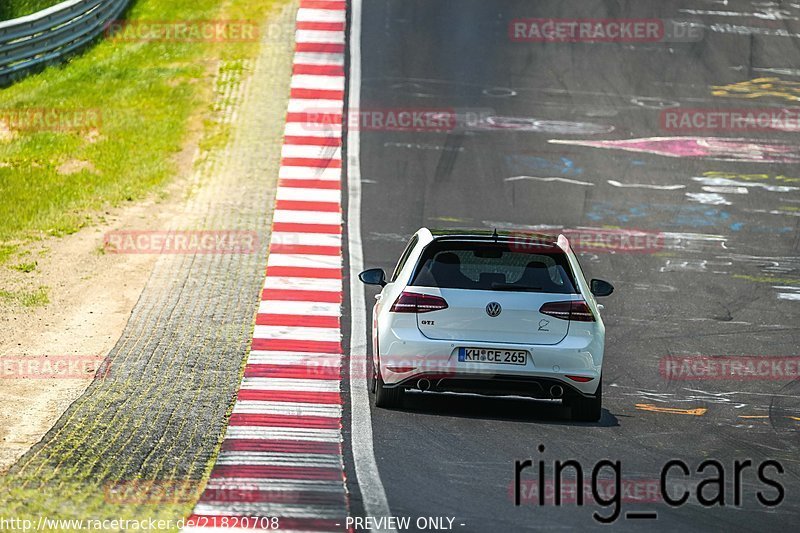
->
[359,228,613,421]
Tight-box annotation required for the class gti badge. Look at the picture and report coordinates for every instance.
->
[486,302,502,317]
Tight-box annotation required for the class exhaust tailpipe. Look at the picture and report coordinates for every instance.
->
[417,379,431,392]
[550,385,564,398]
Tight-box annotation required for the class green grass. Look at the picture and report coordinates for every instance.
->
[0,244,17,263]
[0,479,197,533]
[0,0,271,249]
[0,0,60,20]
[0,286,48,306]
[10,260,37,272]
[0,0,286,526]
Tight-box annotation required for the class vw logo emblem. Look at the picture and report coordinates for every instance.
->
[486,302,502,317]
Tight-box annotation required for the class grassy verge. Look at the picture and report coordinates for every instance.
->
[0,0,273,254]
[0,286,48,306]
[0,0,60,20]
[1,0,285,524]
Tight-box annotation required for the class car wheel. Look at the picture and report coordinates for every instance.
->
[375,372,404,408]
[569,380,602,422]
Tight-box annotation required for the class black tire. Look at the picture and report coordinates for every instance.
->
[375,373,404,408]
[368,360,377,394]
[570,380,602,422]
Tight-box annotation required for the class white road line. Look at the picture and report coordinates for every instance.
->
[346,0,396,530]
[297,8,346,23]
[263,277,342,292]
[215,451,343,467]
[293,52,345,65]
[246,351,341,366]
[284,123,341,138]
[278,166,342,180]
[296,30,346,44]
[270,232,342,247]
[252,325,341,342]
[205,478,345,491]
[224,426,342,441]
[267,254,342,268]
[276,187,342,203]
[505,175,595,186]
[247,350,342,358]
[281,143,342,159]
[291,74,345,90]
[258,300,341,316]
[288,98,345,113]
[607,179,685,190]
[193,503,345,519]
[273,209,342,225]
[240,378,340,392]
[233,401,343,417]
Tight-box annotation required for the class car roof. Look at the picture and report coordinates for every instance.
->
[428,228,561,247]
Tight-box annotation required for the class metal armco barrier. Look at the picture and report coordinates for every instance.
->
[0,0,130,86]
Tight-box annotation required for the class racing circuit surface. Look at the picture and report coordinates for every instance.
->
[343,0,800,531]
[3,1,800,531]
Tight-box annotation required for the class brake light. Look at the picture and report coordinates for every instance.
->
[539,300,595,322]
[390,292,449,313]
[387,366,416,373]
[566,375,595,382]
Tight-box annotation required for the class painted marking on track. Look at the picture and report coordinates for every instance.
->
[551,137,800,163]
[183,0,348,530]
[635,403,708,416]
[738,415,800,422]
[607,179,685,190]
[711,77,800,102]
[346,0,397,530]
[505,175,595,186]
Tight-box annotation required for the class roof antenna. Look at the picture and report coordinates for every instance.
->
[492,228,498,242]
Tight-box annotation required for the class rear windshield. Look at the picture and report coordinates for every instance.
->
[410,241,578,294]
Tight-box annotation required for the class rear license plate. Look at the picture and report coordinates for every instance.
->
[458,348,527,365]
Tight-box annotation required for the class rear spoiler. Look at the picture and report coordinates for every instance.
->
[556,234,571,253]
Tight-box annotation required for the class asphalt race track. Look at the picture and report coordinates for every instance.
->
[344,1,800,531]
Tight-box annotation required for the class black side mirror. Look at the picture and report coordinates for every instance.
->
[359,268,386,286]
[590,279,614,297]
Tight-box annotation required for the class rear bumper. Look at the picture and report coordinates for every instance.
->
[377,325,604,397]
[392,372,598,400]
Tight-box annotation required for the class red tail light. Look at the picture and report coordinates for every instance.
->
[539,300,595,322]
[566,375,595,382]
[390,292,449,313]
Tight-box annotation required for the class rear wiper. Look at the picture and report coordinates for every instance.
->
[490,283,543,291]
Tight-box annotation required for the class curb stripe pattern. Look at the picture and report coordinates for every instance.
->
[185,0,348,530]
